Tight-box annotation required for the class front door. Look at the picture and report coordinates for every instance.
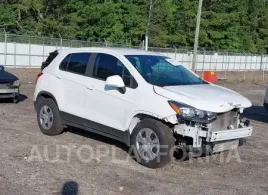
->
[84,53,137,131]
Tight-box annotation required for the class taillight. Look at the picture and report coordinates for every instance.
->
[36,72,43,84]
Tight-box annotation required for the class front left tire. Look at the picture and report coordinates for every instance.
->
[131,118,175,168]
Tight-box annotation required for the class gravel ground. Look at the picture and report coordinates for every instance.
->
[1,82,268,195]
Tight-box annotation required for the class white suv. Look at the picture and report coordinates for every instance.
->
[34,48,253,168]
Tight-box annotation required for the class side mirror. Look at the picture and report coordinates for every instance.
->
[105,75,125,88]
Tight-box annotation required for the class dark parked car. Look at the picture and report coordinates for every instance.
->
[0,65,20,103]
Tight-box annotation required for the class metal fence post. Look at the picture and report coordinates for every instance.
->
[202,49,205,75]
[265,55,268,82]
[244,53,247,81]
[29,41,31,68]
[221,52,224,71]
[14,42,16,68]
[174,46,177,60]
[264,55,266,81]
[261,54,265,82]
[226,52,229,77]
[233,55,236,71]
[223,52,226,76]
[250,54,253,70]
[60,37,63,49]
[42,44,45,62]
[4,31,7,67]
[239,53,242,71]
[255,54,258,70]
[209,52,212,71]
[215,52,218,71]
[260,54,264,71]
[181,51,185,65]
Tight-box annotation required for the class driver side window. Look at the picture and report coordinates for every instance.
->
[93,53,136,88]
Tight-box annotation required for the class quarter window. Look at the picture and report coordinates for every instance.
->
[42,50,58,70]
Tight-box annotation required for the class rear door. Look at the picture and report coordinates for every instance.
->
[58,53,92,118]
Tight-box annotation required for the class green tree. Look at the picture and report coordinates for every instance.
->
[0,0,268,52]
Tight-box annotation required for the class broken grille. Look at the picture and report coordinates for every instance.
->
[210,109,239,131]
[0,84,8,89]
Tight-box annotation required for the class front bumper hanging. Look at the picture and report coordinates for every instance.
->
[207,127,252,142]
[174,123,253,148]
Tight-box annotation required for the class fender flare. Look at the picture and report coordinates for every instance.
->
[126,111,178,134]
[36,91,58,106]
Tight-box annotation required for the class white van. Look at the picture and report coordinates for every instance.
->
[34,48,253,168]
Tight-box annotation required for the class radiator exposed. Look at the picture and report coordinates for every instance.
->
[209,109,239,131]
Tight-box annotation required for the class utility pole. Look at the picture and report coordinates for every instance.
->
[145,35,148,51]
[145,0,154,51]
[192,0,203,71]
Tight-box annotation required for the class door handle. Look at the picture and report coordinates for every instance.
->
[86,85,94,90]
[56,75,62,79]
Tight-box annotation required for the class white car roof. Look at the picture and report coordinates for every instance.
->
[58,47,162,56]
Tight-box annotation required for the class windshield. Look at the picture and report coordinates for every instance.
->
[125,55,207,86]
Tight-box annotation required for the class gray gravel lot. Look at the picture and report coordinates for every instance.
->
[1,82,268,195]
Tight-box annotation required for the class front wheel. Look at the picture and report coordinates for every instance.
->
[131,118,175,168]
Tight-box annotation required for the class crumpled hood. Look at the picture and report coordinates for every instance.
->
[154,84,252,113]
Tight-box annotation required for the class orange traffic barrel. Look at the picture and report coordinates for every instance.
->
[203,71,218,83]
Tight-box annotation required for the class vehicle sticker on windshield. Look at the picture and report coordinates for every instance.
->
[165,58,181,66]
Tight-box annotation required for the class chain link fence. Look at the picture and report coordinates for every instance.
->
[1,32,268,81]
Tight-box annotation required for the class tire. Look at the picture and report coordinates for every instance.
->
[131,118,175,168]
[36,97,64,136]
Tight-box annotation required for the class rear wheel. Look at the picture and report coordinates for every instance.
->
[36,97,64,136]
[131,118,175,168]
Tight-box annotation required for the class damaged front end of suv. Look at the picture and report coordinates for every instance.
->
[169,101,252,156]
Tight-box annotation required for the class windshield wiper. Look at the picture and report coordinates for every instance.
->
[153,84,166,87]
[160,83,181,86]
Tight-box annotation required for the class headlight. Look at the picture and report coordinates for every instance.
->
[13,80,20,87]
[168,101,216,123]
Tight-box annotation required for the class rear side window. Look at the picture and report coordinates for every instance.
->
[60,54,71,70]
[41,50,58,70]
[59,53,91,75]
